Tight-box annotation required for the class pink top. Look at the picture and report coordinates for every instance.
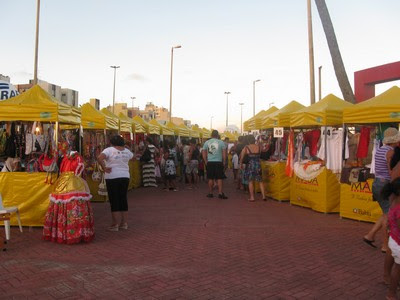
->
[389,203,400,245]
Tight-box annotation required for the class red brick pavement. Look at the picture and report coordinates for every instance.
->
[0,173,389,299]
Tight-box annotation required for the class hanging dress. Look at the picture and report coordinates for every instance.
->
[43,152,95,244]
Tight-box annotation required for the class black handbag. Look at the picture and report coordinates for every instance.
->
[140,148,152,163]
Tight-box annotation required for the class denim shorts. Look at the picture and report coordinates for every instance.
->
[372,178,390,214]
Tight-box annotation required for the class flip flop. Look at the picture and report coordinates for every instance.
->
[363,237,377,248]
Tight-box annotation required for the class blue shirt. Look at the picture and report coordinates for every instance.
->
[203,138,226,162]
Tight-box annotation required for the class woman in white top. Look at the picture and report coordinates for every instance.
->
[98,135,133,231]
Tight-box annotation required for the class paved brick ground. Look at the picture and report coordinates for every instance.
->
[0,172,389,299]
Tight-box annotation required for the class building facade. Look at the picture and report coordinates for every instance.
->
[16,79,78,107]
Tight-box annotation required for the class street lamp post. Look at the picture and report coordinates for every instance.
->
[239,103,244,133]
[224,91,231,127]
[169,45,182,122]
[110,66,120,114]
[33,0,41,85]
[130,96,136,118]
[252,79,261,117]
[210,116,214,130]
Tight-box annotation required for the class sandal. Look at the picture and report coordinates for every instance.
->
[363,237,377,248]
[248,199,255,202]
[108,224,119,232]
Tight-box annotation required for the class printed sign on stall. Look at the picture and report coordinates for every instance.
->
[273,127,284,138]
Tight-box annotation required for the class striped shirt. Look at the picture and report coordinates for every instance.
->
[374,144,393,180]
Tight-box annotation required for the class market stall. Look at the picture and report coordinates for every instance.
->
[80,104,119,201]
[289,94,352,213]
[260,101,305,201]
[0,85,81,226]
[340,86,400,222]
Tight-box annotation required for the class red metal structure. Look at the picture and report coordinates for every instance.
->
[354,61,400,102]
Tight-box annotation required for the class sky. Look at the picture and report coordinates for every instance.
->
[2,0,400,131]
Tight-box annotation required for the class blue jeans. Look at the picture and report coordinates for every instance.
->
[372,178,390,214]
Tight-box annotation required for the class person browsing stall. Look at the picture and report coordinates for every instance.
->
[97,135,133,231]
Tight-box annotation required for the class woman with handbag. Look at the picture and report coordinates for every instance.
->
[240,135,266,202]
[97,135,133,231]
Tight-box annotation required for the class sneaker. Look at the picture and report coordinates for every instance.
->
[206,193,213,198]
[218,193,228,199]
[107,225,119,232]
[119,223,128,230]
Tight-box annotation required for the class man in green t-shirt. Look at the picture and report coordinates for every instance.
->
[202,130,228,199]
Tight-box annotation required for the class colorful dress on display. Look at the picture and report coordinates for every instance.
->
[43,152,95,244]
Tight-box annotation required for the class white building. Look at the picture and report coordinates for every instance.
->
[61,88,79,107]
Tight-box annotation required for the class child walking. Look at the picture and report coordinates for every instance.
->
[232,150,239,181]
[385,177,400,300]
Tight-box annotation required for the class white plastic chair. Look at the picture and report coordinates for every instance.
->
[0,194,22,240]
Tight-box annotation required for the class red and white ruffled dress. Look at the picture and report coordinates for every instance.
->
[43,153,95,244]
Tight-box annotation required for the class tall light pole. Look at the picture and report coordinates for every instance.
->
[307,0,316,105]
[252,79,261,116]
[210,116,214,130]
[33,0,41,85]
[224,91,231,127]
[169,45,182,122]
[110,66,120,114]
[130,96,136,118]
[318,66,322,101]
[239,103,244,133]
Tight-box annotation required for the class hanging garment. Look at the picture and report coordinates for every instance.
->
[317,128,344,174]
[356,127,371,158]
[370,138,380,174]
[294,132,304,162]
[304,129,321,157]
[285,130,295,177]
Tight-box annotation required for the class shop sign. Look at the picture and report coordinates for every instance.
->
[273,127,284,138]
[350,181,372,193]
[316,117,322,123]
[0,81,19,100]
[352,207,371,216]
[40,112,51,118]
[87,122,95,128]
[390,112,400,119]
[295,176,319,186]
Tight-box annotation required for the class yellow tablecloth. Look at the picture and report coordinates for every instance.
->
[262,161,290,201]
[339,179,381,223]
[0,173,54,227]
[290,168,340,213]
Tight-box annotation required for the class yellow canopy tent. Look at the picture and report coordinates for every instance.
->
[291,94,353,127]
[223,131,237,142]
[79,103,118,130]
[244,110,265,131]
[100,108,131,133]
[343,86,400,124]
[177,124,199,138]
[132,116,160,135]
[0,85,80,124]
[148,119,174,136]
[191,125,202,138]
[262,101,305,128]
[166,122,189,137]
[202,128,211,139]
[119,113,146,133]
[0,85,82,226]
[254,106,279,130]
